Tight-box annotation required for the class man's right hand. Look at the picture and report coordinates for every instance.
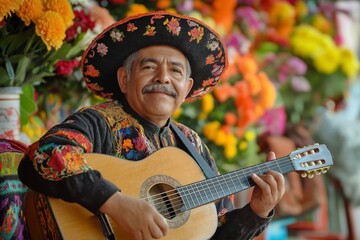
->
[100,192,169,240]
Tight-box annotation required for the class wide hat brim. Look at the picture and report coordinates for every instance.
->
[81,11,228,102]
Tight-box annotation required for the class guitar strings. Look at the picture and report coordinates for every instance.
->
[148,159,294,218]
[141,157,325,218]
[146,158,314,217]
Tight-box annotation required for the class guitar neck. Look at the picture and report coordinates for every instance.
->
[177,156,294,211]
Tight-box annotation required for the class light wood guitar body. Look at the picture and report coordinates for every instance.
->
[24,145,333,240]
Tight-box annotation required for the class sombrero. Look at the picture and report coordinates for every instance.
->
[81,11,228,102]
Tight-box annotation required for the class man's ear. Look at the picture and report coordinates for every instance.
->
[185,78,194,101]
[117,67,128,94]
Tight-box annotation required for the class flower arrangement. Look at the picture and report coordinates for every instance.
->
[0,0,76,129]
[0,0,75,87]
[0,0,114,141]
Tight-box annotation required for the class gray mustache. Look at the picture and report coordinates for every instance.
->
[142,84,177,98]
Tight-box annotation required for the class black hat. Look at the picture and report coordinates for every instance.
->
[81,11,228,102]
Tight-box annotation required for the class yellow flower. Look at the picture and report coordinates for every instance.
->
[244,130,256,142]
[340,48,360,78]
[214,128,227,146]
[312,47,340,74]
[172,107,182,119]
[202,93,214,113]
[239,140,248,151]
[202,121,220,141]
[35,11,66,50]
[294,0,308,18]
[16,0,44,26]
[224,145,237,160]
[0,0,23,21]
[43,0,74,28]
[312,14,332,34]
[126,4,149,17]
[226,134,238,147]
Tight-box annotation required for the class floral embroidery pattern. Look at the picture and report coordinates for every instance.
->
[127,22,137,32]
[188,27,204,43]
[83,65,99,77]
[110,29,125,42]
[144,25,156,36]
[96,43,108,56]
[164,17,181,36]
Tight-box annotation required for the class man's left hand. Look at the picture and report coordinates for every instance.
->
[249,151,285,218]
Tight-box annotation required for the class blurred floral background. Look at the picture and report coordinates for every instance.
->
[1,0,359,171]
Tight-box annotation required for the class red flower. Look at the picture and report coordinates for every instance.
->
[66,10,96,41]
[55,60,80,76]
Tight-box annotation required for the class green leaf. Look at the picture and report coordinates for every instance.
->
[4,56,15,84]
[20,85,37,126]
[0,67,10,86]
[15,56,31,84]
[23,71,55,86]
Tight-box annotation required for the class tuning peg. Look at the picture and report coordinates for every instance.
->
[301,172,308,178]
[316,160,323,165]
[308,172,314,178]
[316,170,322,175]
[321,168,328,174]
[301,163,309,168]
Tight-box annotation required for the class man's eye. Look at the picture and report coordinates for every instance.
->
[172,68,182,74]
[142,65,155,70]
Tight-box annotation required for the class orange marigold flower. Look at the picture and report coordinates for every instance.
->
[236,55,258,75]
[126,4,148,17]
[0,0,23,21]
[156,0,172,10]
[35,11,66,50]
[43,0,74,28]
[257,71,276,109]
[243,73,261,96]
[16,0,43,26]
[224,112,237,126]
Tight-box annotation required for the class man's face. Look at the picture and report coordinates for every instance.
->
[117,45,193,126]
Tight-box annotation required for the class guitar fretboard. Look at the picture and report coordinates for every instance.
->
[177,156,294,211]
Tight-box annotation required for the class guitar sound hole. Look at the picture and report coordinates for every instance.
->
[148,183,183,220]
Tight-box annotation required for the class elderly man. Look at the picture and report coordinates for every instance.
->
[18,11,284,240]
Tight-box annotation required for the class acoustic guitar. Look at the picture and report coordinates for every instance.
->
[24,144,333,240]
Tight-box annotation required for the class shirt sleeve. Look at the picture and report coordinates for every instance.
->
[176,123,273,239]
[18,108,119,214]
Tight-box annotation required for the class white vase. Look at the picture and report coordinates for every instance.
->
[0,87,22,140]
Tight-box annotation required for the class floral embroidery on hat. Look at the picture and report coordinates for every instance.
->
[96,43,108,57]
[84,65,100,77]
[127,22,137,32]
[212,64,225,76]
[150,14,165,24]
[110,29,125,42]
[144,25,156,36]
[206,55,215,65]
[85,81,103,92]
[164,17,181,36]
[188,27,204,43]
[202,78,215,87]
[207,40,220,51]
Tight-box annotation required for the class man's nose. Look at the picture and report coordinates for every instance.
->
[155,67,170,83]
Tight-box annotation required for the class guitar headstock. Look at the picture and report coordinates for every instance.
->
[290,143,333,178]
